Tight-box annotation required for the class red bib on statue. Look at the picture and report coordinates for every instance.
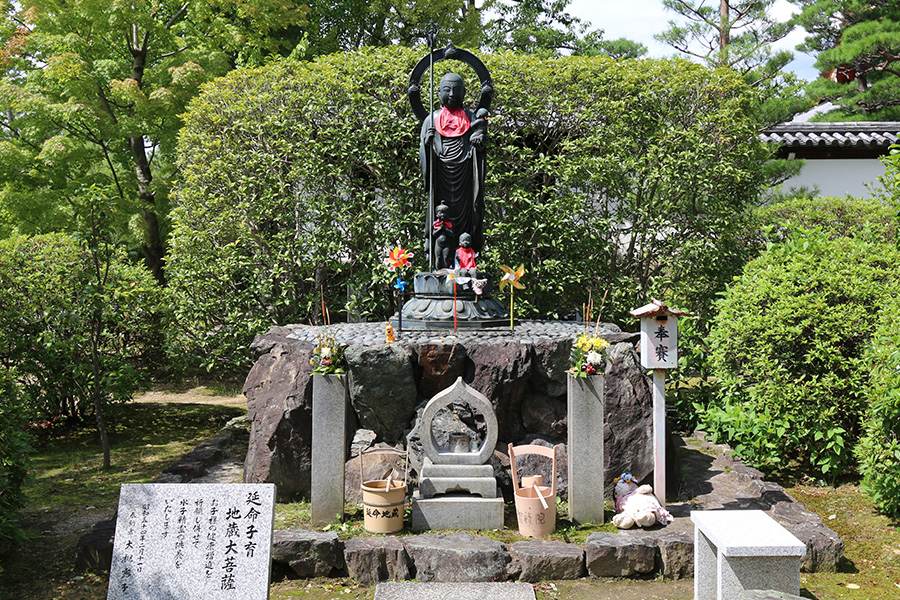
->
[436,107,470,137]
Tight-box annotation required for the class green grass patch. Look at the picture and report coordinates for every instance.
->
[270,577,374,599]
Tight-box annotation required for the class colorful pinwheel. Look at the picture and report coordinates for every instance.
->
[499,264,525,291]
[499,264,525,330]
[384,246,413,271]
[385,245,413,333]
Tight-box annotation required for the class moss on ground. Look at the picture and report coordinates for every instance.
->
[787,483,900,599]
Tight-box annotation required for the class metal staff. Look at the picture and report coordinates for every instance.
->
[425,22,437,272]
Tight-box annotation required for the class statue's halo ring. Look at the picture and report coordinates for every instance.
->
[408,46,493,122]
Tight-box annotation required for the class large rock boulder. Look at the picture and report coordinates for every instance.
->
[656,530,694,579]
[508,540,585,582]
[345,344,417,443]
[412,342,467,398]
[585,532,656,577]
[241,323,670,502]
[466,341,533,442]
[74,519,115,573]
[271,530,344,578]
[343,537,412,585]
[242,329,315,501]
[604,342,657,495]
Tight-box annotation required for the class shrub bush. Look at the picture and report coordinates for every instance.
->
[856,297,900,518]
[705,231,900,478]
[0,367,31,566]
[0,233,166,420]
[756,195,897,244]
[168,47,768,372]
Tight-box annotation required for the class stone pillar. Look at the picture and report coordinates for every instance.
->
[311,373,348,525]
[567,374,604,524]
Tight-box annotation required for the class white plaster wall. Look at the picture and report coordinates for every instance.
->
[779,158,888,198]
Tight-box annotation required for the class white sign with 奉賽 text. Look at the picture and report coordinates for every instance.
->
[639,315,678,370]
[107,483,275,600]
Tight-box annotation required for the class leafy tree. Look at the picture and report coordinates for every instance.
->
[656,0,794,74]
[168,48,769,372]
[656,0,808,125]
[790,1,900,119]
[297,0,482,57]
[0,226,166,436]
[482,0,594,55]
[574,38,648,60]
[0,0,308,282]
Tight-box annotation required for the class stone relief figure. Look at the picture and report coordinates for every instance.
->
[420,72,487,256]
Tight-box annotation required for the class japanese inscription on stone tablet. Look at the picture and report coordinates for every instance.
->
[108,483,275,600]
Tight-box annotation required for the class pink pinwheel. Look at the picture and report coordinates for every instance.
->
[384,246,413,271]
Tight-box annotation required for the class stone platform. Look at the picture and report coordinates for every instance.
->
[374,582,536,600]
[77,429,844,584]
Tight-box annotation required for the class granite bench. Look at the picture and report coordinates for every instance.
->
[691,510,806,600]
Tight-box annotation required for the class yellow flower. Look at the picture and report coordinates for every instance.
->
[499,264,526,291]
[592,338,610,351]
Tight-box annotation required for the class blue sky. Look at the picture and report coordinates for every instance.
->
[566,0,819,81]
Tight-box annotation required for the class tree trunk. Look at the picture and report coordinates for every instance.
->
[92,310,111,469]
[719,0,730,53]
[130,35,166,285]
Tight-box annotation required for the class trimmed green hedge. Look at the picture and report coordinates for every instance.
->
[0,367,31,565]
[856,297,900,518]
[756,195,897,244]
[168,48,768,372]
[705,232,900,478]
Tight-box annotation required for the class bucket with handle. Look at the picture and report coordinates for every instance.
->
[360,447,408,534]
[509,443,557,538]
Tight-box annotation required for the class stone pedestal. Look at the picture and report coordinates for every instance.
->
[410,378,504,530]
[392,271,510,329]
[567,374,604,524]
[692,510,805,600]
[311,374,348,525]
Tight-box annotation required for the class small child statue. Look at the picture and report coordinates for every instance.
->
[456,232,477,289]
[432,203,454,270]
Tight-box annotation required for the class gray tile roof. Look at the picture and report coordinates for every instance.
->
[760,122,900,148]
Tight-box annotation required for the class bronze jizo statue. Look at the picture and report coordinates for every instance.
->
[396,44,508,329]
[408,45,493,270]
[420,72,487,261]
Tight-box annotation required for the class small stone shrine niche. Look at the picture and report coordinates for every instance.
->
[410,378,504,530]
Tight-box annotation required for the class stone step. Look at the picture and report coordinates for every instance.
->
[374,582,535,600]
[418,476,499,498]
